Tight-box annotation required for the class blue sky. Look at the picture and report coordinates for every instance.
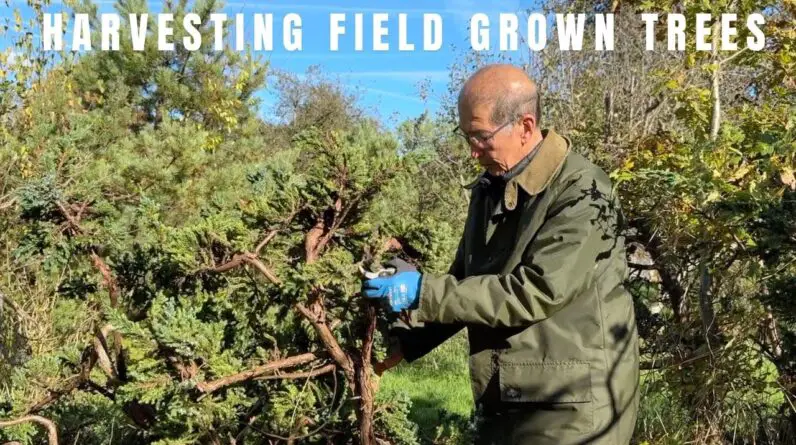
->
[3,0,533,125]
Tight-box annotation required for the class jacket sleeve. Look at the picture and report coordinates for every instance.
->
[415,172,621,328]
[390,237,466,363]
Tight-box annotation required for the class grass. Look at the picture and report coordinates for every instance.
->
[379,330,473,441]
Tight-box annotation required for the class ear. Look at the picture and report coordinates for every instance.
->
[520,114,536,144]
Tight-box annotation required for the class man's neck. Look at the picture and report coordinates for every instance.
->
[489,133,545,179]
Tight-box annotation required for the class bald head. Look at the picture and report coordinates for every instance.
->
[458,64,541,126]
[455,64,544,176]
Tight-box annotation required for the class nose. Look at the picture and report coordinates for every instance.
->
[470,145,482,159]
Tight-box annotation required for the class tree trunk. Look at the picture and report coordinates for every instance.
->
[709,21,721,141]
[632,220,687,324]
[698,260,718,342]
[355,305,378,445]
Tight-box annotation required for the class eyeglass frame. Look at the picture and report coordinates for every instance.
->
[452,119,516,148]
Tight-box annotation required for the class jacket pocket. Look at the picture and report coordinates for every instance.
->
[498,360,594,435]
[498,360,592,404]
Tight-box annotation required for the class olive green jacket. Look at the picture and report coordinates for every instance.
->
[395,129,639,445]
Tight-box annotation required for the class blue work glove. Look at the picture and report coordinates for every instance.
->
[362,270,422,312]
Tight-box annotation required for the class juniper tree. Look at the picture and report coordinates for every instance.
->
[0,1,467,444]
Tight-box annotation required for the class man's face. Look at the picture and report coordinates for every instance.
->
[457,101,521,175]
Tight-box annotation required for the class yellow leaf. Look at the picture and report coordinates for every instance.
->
[730,164,752,181]
[780,167,796,190]
[705,190,721,203]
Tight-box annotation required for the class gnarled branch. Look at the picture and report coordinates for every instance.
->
[197,353,320,395]
[295,302,355,387]
[89,252,119,308]
[93,325,117,381]
[256,364,336,381]
[255,229,279,256]
[0,416,58,445]
[209,253,280,284]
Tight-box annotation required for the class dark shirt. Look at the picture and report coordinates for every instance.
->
[481,141,543,210]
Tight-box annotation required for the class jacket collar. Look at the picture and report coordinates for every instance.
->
[464,128,570,210]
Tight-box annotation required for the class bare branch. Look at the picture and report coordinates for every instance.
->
[256,364,336,381]
[208,253,280,284]
[710,21,722,141]
[255,229,279,255]
[242,255,281,285]
[57,201,119,309]
[26,378,80,414]
[305,217,327,264]
[628,262,657,271]
[316,197,348,255]
[209,253,247,273]
[0,416,58,445]
[295,302,355,386]
[0,196,17,212]
[83,380,116,401]
[718,47,750,66]
[90,251,119,308]
[55,201,82,234]
[93,327,117,381]
[306,191,369,264]
[762,311,783,358]
[74,201,91,222]
[632,219,686,324]
[197,353,320,395]
[698,261,719,342]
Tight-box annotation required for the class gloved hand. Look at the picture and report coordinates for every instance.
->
[361,261,422,312]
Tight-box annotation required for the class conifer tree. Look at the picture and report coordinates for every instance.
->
[0,1,465,444]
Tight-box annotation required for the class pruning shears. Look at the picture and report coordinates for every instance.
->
[358,264,396,280]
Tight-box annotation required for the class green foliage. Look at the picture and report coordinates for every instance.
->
[0,2,472,443]
[0,0,794,443]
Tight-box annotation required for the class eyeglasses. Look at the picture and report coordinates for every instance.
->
[452,120,514,148]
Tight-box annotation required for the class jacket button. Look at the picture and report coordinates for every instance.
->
[504,386,521,400]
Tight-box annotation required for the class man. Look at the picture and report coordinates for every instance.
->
[362,64,640,444]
